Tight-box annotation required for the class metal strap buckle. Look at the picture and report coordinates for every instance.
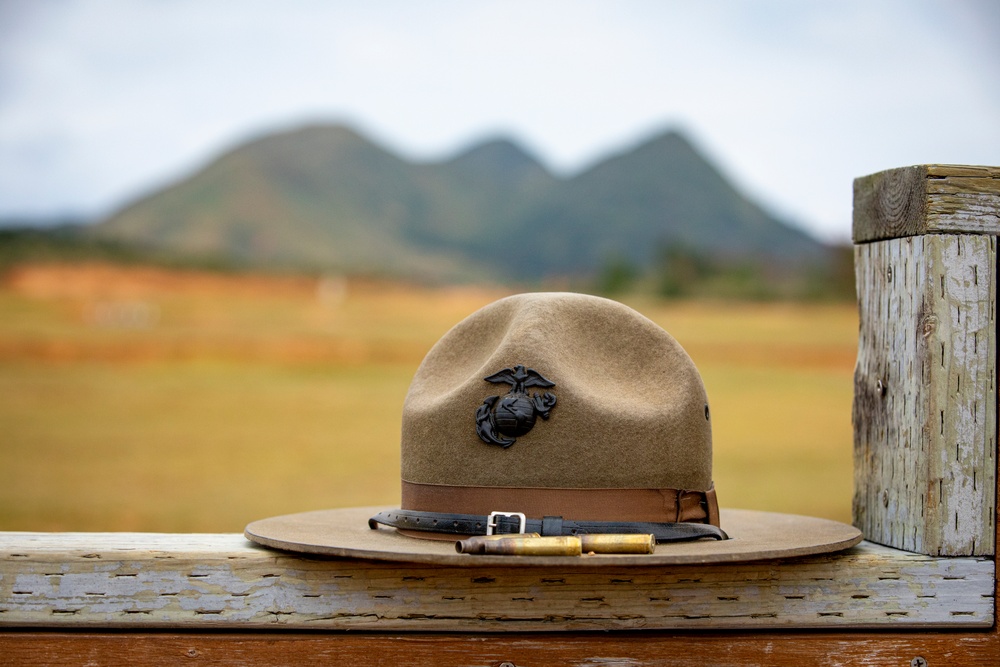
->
[486,511,527,536]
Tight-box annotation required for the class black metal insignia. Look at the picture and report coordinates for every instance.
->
[475,364,557,448]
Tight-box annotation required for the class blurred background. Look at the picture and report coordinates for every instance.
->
[0,1,997,533]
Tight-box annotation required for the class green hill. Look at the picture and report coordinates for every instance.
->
[91,123,832,287]
[95,126,482,279]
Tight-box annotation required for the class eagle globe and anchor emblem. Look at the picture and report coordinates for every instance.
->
[475,364,557,448]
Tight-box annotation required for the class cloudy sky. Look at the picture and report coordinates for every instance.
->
[1,0,997,241]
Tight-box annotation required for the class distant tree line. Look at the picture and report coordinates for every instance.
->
[0,227,246,273]
[596,243,856,302]
[0,226,857,302]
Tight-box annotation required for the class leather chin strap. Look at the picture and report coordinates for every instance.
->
[368,509,729,543]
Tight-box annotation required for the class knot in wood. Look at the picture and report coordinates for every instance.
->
[876,379,887,397]
[920,315,938,338]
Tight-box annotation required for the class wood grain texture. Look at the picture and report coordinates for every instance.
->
[853,234,997,556]
[0,532,993,631]
[0,630,997,667]
[853,164,1000,242]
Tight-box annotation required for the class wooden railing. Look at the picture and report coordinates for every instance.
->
[1,164,997,666]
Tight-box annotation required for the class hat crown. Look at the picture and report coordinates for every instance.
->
[401,293,712,495]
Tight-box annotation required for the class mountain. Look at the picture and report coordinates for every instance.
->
[95,126,474,279]
[92,123,829,284]
[492,131,825,277]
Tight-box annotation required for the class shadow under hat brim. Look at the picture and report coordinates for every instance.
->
[245,506,862,566]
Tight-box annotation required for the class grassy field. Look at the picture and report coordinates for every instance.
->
[0,262,859,533]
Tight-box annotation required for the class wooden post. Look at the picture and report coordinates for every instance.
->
[852,164,999,556]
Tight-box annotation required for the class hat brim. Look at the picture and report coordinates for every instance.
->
[245,506,862,566]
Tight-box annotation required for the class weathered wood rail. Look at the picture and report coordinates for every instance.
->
[0,533,992,631]
[1,164,998,665]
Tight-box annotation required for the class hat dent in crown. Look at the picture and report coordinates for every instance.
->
[401,292,713,503]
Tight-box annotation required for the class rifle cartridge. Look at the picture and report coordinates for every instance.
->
[456,535,582,556]
[580,533,656,554]
[454,533,541,554]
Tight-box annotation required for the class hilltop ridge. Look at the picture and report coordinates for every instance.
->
[91,123,830,286]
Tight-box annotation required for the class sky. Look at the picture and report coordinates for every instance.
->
[0,1,998,242]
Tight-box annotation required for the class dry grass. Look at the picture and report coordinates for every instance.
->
[0,263,858,532]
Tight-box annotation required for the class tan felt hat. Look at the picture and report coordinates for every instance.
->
[246,292,861,564]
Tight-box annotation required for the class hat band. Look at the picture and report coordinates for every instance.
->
[401,480,720,527]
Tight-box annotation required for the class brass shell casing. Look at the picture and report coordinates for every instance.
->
[580,533,657,554]
[456,535,581,556]
[456,533,656,556]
